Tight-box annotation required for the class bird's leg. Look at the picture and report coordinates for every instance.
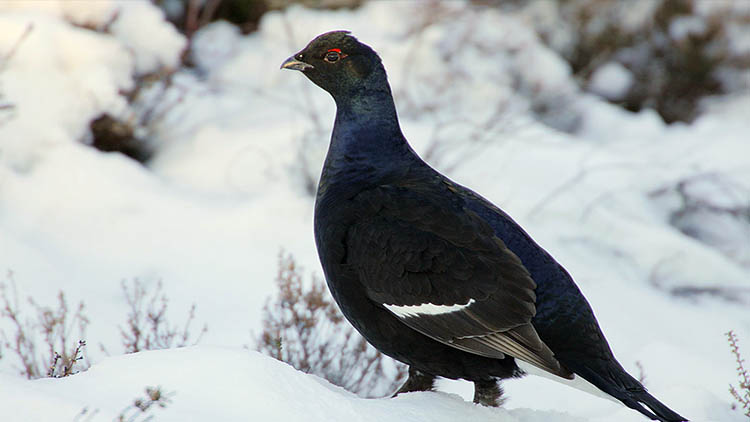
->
[473,379,505,407]
[392,366,436,397]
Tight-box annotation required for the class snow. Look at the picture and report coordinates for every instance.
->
[668,16,707,41]
[588,62,633,101]
[1,1,749,422]
[0,348,584,422]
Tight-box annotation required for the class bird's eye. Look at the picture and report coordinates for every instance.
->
[324,48,348,63]
[324,51,340,63]
[296,53,304,60]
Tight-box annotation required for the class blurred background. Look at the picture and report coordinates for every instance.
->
[0,1,749,421]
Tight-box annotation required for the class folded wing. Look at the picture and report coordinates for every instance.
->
[345,182,573,379]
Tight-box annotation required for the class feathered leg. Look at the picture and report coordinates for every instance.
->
[473,378,505,407]
[392,366,436,397]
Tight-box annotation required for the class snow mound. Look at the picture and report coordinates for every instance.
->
[588,62,633,101]
[0,347,583,422]
[0,0,184,171]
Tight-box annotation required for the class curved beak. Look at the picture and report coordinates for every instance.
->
[280,56,313,71]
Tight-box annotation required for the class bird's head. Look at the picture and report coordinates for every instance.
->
[281,31,385,100]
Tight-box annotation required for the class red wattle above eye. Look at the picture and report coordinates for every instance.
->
[327,48,342,53]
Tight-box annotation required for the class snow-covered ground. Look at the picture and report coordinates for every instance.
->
[0,347,586,422]
[0,1,749,421]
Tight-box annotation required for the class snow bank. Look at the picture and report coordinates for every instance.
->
[0,347,583,422]
[0,0,183,170]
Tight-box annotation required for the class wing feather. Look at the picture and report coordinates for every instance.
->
[346,183,573,379]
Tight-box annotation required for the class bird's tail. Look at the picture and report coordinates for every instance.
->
[569,361,687,422]
[624,389,688,422]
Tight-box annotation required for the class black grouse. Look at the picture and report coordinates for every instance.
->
[281,31,686,422]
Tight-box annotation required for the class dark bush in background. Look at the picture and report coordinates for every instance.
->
[154,0,363,37]
[515,0,750,123]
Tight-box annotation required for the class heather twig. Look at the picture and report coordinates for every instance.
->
[635,360,646,385]
[0,23,33,72]
[727,330,750,417]
[115,386,173,422]
[47,340,87,378]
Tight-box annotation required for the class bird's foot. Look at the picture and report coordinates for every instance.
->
[473,379,505,407]
[392,367,436,397]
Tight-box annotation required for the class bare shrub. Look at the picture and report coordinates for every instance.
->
[56,7,187,164]
[72,406,99,422]
[156,0,261,37]
[72,385,173,422]
[89,114,152,162]
[520,0,750,123]
[105,279,207,354]
[727,330,750,418]
[47,340,87,378]
[85,67,190,164]
[256,252,406,398]
[0,271,89,379]
[155,0,363,38]
[115,386,173,422]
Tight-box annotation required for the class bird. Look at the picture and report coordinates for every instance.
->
[281,30,686,422]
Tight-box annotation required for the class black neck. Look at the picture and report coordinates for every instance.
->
[319,80,420,195]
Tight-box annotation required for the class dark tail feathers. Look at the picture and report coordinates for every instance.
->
[570,361,687,421]
[623,389,687,422]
